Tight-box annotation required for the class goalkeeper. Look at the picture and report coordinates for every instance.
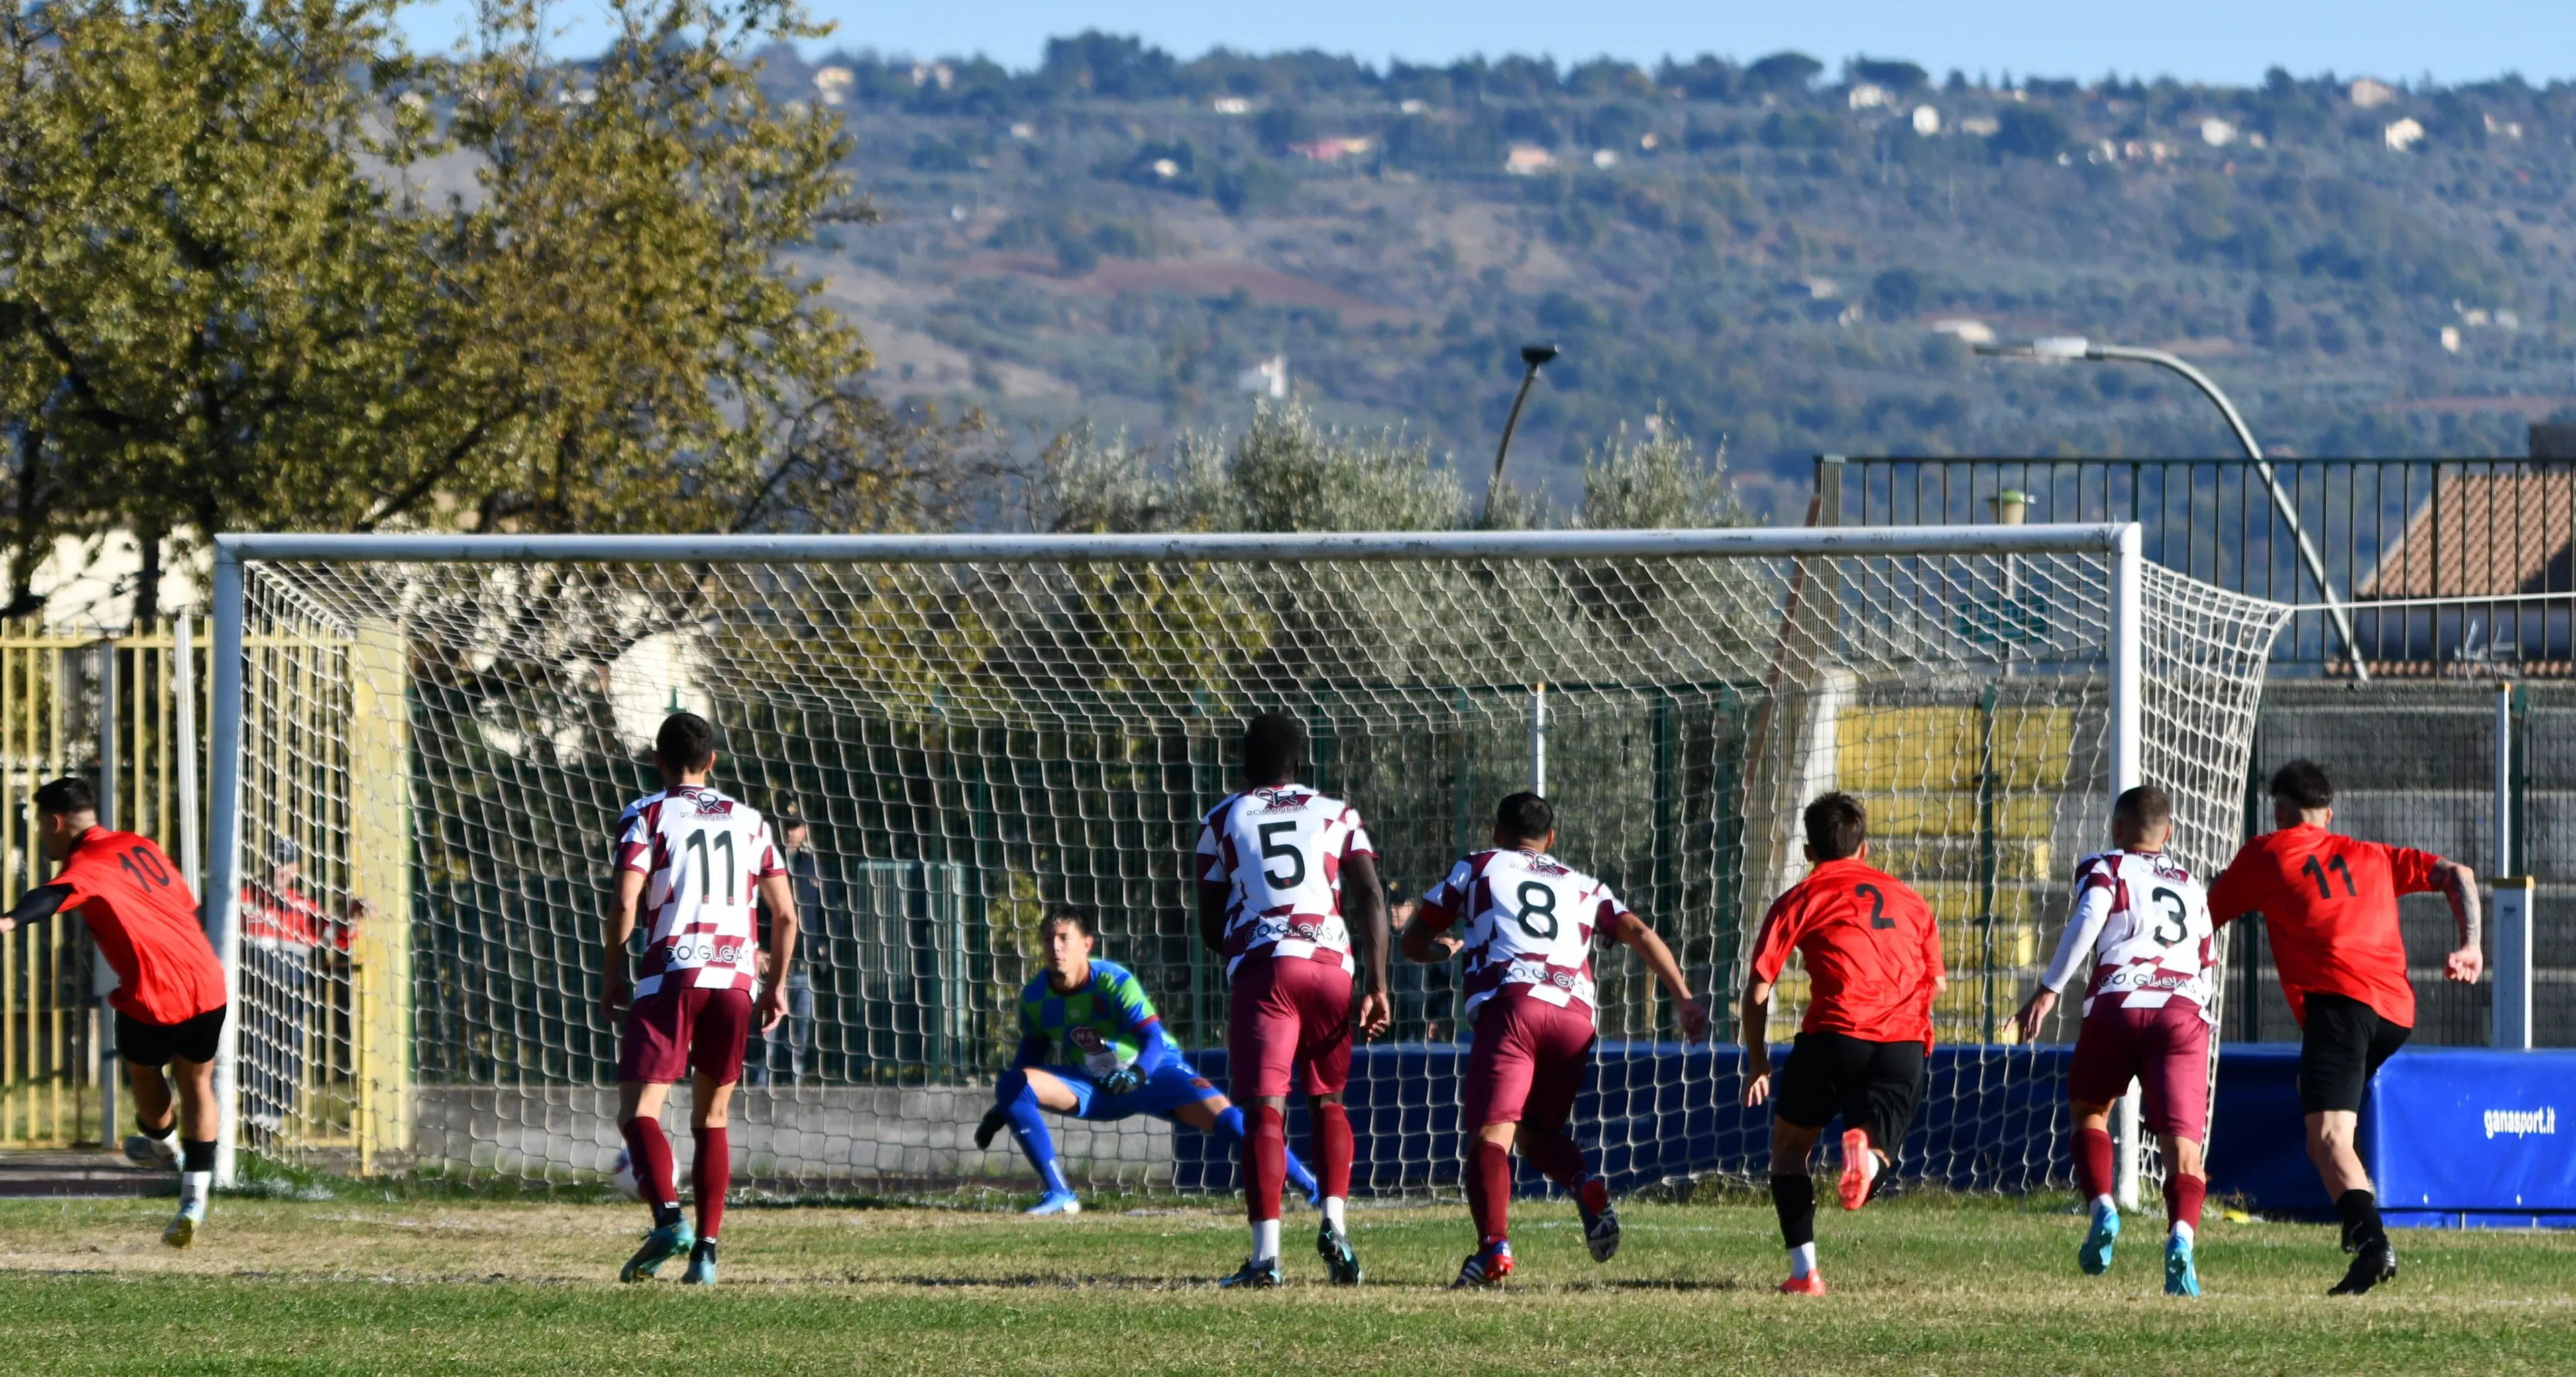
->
[976,903,1317,1215]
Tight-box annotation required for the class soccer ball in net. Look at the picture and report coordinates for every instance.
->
[610,1149,643,1202]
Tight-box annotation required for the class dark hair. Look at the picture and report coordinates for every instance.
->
[1495,791,1554,844]
[655,712,717,772]
[1803,791,1867,861]
[774,812,809,833]
[33,776,97,817]
[2269,759,2334,811]
[1040,903,1095,938]
[1242,713,1304,784]
[2112,784,2173,834]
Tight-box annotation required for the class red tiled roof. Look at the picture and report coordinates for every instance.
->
[2356,473,2576,598]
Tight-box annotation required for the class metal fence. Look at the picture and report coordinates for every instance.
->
[1827,456,2576,675]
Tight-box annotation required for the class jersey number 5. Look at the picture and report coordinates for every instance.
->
[1258,822,1307,891]
[2299,854,2356,900]
[1856,883,1892,930]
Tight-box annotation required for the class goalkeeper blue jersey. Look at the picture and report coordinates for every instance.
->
[1016,960,1167,1079]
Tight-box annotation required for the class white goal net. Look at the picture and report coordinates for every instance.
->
[203,528,2287,1201]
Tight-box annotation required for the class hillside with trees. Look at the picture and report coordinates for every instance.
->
[769,33,2576,514]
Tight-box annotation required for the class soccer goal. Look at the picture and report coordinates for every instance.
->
[200,526,2287,1202]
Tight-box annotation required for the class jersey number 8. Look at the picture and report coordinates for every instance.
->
[1513,881,1560,940]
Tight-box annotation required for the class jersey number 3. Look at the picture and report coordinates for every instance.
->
[2147,885,2189,946]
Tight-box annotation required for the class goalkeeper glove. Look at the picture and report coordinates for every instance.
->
[1099,1066,1144,1096]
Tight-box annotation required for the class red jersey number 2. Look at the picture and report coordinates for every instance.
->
[1856,883,1893,930]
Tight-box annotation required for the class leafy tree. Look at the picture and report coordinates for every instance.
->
[1991,106,2072,160]
[1847,58,1927,94]
[1579,413,1742,529]
[1743,52,1823,96]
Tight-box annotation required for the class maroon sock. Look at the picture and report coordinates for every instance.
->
[2166,1172,2206,1231]
[2076,1126,2116,1202]
[1519,1127,1590,1193]
[1313,1101,1354,1202]
[621,1117,678,1216]
[1470,1139,1513,1246]
[1247,1105,1287,1223]
[691,1125,729,1240]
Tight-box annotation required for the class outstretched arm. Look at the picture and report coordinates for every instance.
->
[0,883,72,935]
[2017,874,2114,1042]
[1607,910,1708,1042]
[2437,859,2483,984]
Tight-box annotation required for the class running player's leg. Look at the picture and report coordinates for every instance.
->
[1224,962,1295,1285]
[2302,995,2409,1294]
[128,1009,222,1247]
[1513,1011,1612,1263]
[1295,963,1360,1284]
[1768,1032,1847,1293]
[615,993,694,1281]
[1001,1066,1087,1213]
[2065,1005,2145,1274]
[1850,1037,1925,1208]
[1456,999,1533,1286]
[2139,1002,2212,1296]
[680,987,753,1284]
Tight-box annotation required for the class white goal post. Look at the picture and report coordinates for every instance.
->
[200,525,2287,1201]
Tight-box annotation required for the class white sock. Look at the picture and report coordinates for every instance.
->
[2171,1219,2194,1244]
[1322,1197,1347,1234]
[1788,1242,1818,1278]
[180,1172,210,1208]
[1862,1151,1882,1185]
[2091,1194,2117,1221]
[1250,1218,1281,1263]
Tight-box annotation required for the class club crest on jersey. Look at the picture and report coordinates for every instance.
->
[1069,1027,1107,1052]
[694,798,736,816]
[1251,787,1313,812]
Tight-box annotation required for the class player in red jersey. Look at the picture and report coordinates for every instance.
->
[1740,792,1944,1295]
[1196,713,1391,1288]
[1,777,227,1248]
[2206,760,2480,1297]
[602,713,798,1287]
[1401,791,1707,1287]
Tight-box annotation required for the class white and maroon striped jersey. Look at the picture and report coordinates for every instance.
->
[614,786,784,998]
[2040,847,2216,1022]
[1195,785,1374,978]
[1414,848,1620,1022]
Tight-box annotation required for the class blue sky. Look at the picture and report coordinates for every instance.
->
[398,0,2572,88]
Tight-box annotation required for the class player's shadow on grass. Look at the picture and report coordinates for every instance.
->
[1566,1277,1741,1292]
[885,1273,1199,1290]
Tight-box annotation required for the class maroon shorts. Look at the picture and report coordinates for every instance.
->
[1461,993,1596,1132]
[2067,998,2213,1142]
[1228,954,1353,1100]
[616,985,753,1086]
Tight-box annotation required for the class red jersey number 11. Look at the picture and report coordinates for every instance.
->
[2300,853,2355,899]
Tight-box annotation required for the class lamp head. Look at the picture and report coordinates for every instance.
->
[1519,343,1561,369]
[1976,335,2093,361]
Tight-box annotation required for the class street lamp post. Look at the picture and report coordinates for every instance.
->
[1976,336,2368,681]
[1484,344,1560,522]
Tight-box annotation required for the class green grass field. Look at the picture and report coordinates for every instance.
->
[1,1193,2568,1375]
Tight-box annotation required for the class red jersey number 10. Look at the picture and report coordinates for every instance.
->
[2300,853,2355,900]
[117,846,174,891]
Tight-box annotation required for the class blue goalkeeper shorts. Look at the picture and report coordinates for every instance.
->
[1046,1062,1224,1122]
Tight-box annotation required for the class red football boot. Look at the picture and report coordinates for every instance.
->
[1777,1270,1827,1296]
[1837,1129,1876,1211]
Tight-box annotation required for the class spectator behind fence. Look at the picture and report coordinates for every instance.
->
[749,812,827,1087]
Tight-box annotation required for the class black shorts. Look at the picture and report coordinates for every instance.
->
[2298,992,2410,1114]
[116,1006,226,1068]
[1772,1030,1926,1152]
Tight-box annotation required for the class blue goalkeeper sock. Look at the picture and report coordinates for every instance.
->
[1213,1105,1319,1203]
[1000,1072,1070,1197]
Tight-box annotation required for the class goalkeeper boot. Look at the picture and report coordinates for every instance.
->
[1578,1181,1621,1264]
[162,1197,204,1250]
[2328,1237,2397,1297]
[1318,1221,1363,1286]
[2165,1233,2200,1298]
[125,1134,179,1170]
[1024,1189,1082,1217]
[1218,1256,1283,1289]
[2079,1200,2121,1276]
[973,1107,1010,1152]
[1836,1130,1876,1211]
[619,1218,696,1282]
[680,1238,718,1287]
[1451,1240,1512,1288]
